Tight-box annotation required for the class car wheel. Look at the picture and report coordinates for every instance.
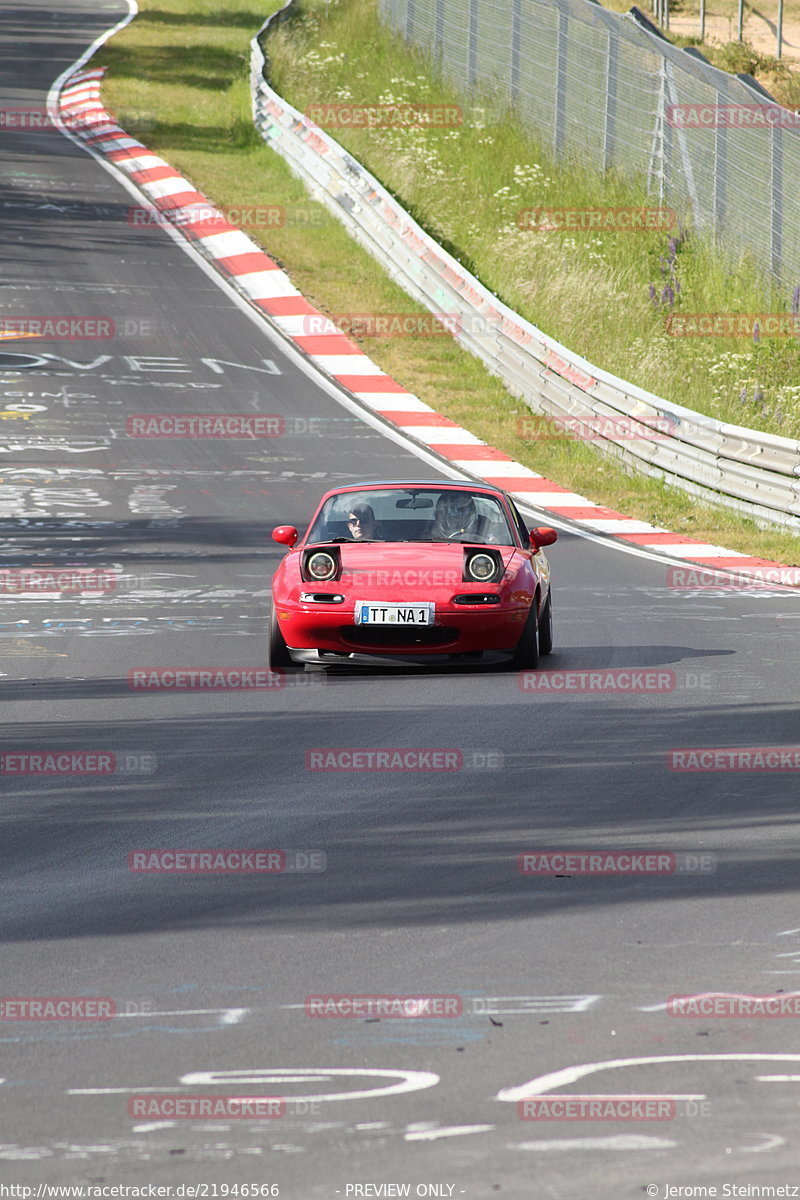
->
[512,601,539,669]
[538,592,553,655]
[269,608,300,671]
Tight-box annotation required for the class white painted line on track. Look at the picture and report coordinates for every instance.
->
[220,1008,248,1025]
[740,1133,786,1152]
[179,1068,439,1103]
[496,1053,800,1102]
[113,1008,249,1021]
[69,1087,188,1094]
[511,1135,677,1151]
[404,1124,495,1141]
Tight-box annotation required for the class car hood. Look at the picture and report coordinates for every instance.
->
[333,540,517,566]
[296,541,518,594]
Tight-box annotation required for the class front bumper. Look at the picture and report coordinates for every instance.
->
[275,601,530,657]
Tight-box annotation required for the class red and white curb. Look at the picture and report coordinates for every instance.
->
[58,68,796,586]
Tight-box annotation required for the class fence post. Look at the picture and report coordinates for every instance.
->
[434,0,445,60]
[665,63,700,221]
[713,112,727,234]
[777,0,784,57]
[555,2,568,155]
[647,61,667,204]
[603,27,618,170]
[405,0,415,41]
[771,125,784,279]
[510,0,522,106]
[468,0,479,86]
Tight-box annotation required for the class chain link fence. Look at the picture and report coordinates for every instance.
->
[380,0,800,288]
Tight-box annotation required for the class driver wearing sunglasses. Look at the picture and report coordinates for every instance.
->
[347,502,382,541]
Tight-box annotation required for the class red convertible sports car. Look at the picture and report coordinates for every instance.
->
[269,480,557,669]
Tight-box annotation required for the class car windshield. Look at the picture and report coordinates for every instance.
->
[306,488,515,545]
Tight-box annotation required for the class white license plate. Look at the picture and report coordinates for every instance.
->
[355,601,434,626]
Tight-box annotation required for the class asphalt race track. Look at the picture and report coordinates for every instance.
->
[2,2,800,1195]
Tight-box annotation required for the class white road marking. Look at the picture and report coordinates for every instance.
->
[497,1053,800,1103]
[280,995,600,1015]
[472,995,601,1015]
[179,1068,439,1103]
[756,1075,800,1081]
[69,1087,188,1095]
[511,1135,677,1151]
[131,1122,175,1133]
[220,1009,247,1025]
[114,1009,248,1020]
[404,1124,495,1141]
[741,1133,786,1152]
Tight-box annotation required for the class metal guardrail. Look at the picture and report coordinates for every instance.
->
[250,7,800,531]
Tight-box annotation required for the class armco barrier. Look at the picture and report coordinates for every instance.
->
[250,6,800,532]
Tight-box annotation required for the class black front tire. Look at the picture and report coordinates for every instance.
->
[269,608,299,671]
[538,592,553,655]
[512,601,539,669]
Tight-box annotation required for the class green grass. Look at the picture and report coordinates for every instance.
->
[97,0,800,564]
